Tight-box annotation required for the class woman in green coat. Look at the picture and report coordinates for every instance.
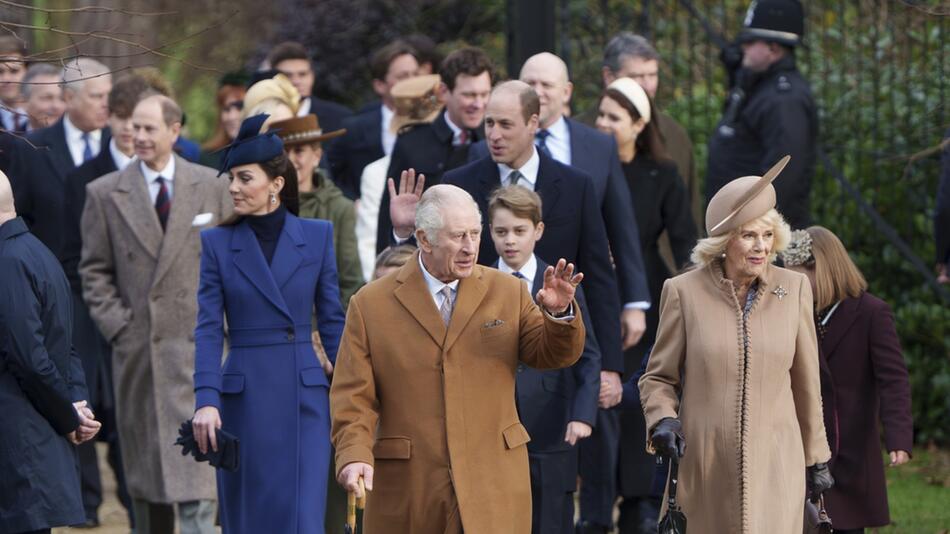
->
[272,115,363,308]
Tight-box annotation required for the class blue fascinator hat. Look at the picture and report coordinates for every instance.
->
[217,114,285,176]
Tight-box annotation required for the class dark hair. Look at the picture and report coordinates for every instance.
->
[202,84,246,152]
[268,41,311,69]
[440,47,494,91]
[404,34,442,74]
[603,87,668,161]
[370,40,418,82]
[220,152,299,226]
[109,74,150,117]
[0,35,27,60]
[603,32,659,72]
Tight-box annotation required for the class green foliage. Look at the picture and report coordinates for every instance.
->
[879,449,950,532]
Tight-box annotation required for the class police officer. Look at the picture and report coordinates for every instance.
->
[706,0,817,230]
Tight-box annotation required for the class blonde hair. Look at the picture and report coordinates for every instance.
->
[373,245,416,279]
[690,208,791,267]
[805,226,867,310]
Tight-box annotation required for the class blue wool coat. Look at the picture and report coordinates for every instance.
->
[194,213,345,534]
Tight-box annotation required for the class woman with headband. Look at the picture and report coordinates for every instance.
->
[595,77,697,533]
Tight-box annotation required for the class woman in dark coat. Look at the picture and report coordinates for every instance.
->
[594,77,696,533]
[192,115,345,534]
[782,226,913,534]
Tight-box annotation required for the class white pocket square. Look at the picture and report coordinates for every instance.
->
[191,213,213,226]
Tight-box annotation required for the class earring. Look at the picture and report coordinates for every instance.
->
[270,193,277,204]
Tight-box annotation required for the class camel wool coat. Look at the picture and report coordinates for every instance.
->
[79,156,231,503]
[639,262,831,534]
[330,254,585,534]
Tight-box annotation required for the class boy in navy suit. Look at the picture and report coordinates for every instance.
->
[488,185,601,534]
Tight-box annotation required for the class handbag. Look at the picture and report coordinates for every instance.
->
[803,494,833,534]
[658,456,687,534]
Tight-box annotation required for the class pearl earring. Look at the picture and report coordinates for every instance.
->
[270,193,277,204]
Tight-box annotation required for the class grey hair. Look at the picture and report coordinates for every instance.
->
[61,58,111,94]
[21,63,61,100]
[415,184,482,245]
[603,32,659,73]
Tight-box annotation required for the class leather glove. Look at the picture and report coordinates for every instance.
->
[650,417,686,458]
[806,463,834,502]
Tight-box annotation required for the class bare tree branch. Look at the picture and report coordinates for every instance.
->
[0,0,176,17]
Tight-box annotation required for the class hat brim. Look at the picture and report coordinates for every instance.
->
[391,107,442,134]
[280,128,347,147]
[709,155,790,235]
[738,28,801,47]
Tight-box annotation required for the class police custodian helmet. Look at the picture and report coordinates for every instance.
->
[738,0,805,47]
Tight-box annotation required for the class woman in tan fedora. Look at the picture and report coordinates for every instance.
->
[638,156,833,534]
[270,114,362,308]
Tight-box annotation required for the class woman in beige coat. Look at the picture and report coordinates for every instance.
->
[638,156,833,534]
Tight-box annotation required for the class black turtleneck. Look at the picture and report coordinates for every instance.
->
[246,204,287,265]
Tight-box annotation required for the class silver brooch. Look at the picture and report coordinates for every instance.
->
[772,286,788,300]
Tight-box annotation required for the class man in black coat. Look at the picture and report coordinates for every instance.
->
[376,47,494,253]
[433,82,624,393]
[705,0,816,230]
[326,40,420,199]
[0,169,100,534]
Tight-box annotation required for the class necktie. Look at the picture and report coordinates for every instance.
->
[439,286,455,326]
[81,132,94,163]
[154,176,171,231]
[512,271,528,286]
[456,129,468,146]
[535,129,552,158]
[507,170,524,187]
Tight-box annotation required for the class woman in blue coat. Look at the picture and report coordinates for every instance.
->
[192,114,345,533]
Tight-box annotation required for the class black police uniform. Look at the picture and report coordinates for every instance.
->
[705,54,817,230]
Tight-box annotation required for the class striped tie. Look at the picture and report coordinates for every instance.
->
[439,286,455,326]
[154,176,170,231]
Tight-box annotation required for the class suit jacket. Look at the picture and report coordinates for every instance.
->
[470,118,650,305]
[0,217,86,533]
[79,155,229,503]
[443,154,625,372]
[936,128,950,266]
[310,97,353,140]
[327,105,383,200]
[819,293,913,529]
[376,111,482,253]
[330,253,585,534]
[6,118,111,261]
[512,257,600,457]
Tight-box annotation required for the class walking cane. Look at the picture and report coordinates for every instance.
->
[344,477,366,534]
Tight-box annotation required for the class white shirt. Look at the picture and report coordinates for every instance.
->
[63,115,102,167]
[141,157,176,204]
[496,147,540,190]
[540,116,572,165]
[109,138,135,171]
[297,96,312,117]
[381,104,396,156]
[0,106,27,132]
[418,253,459,310]
[497,253,538,289]
[443,112,468,145]
[356,155,391,282]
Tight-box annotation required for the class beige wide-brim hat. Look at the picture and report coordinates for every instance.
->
[705,155,791,236]
[269,114,346,146]
[390,74,443,133]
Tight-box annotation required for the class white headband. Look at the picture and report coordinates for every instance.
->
[607,77,651,124]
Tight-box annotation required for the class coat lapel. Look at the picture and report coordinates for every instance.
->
[535,154,562,216]
[443,268,488,353]
[231,222,292,320]
[110,163,162,259]
[820,296,862,360]
[270,214,305,290]
[47,121,76,181]
[394,254,447,346]
[153,157,200,286]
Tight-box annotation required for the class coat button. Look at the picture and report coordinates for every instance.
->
[517,364,524,373]
[286,327,295,341]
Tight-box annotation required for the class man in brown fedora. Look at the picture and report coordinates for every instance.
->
[271,114,363,308]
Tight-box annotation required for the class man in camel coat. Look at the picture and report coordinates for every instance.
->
[330,184,586,534]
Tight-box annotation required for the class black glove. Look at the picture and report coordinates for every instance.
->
[650,417,686,458]
[806,462,834,502]
[174,419,240,472]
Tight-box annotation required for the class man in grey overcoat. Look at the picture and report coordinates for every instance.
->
[80,94,231,534]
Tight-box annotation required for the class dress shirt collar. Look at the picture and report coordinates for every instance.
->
[140,156,175,185]
[380,104,396,155]
[418,253,460,304]
[63,114,102,167]
[496,146,540,190]
[109,138,135,171]
[497,253,538,288]
[297,96,311,117]
[443,112,467,145]
[542,115,572,165]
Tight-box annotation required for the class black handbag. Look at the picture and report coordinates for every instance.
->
[658,456,687,534]
[803,494,833,534]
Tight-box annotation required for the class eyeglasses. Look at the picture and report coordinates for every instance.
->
[223,101,243,112]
